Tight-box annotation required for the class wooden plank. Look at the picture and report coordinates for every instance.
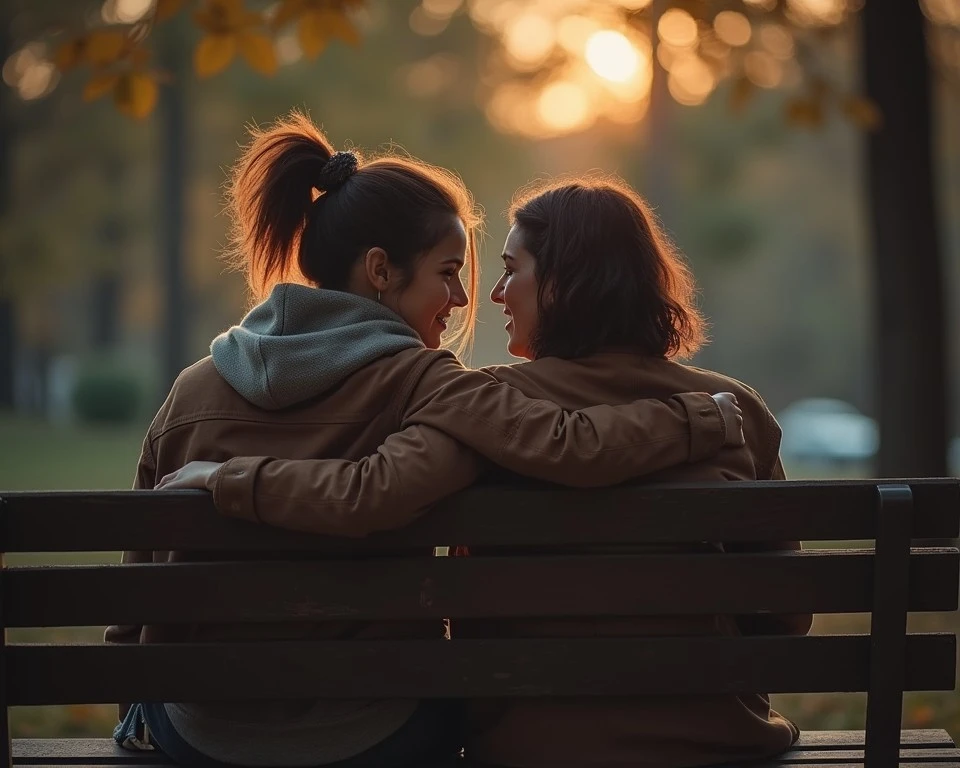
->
[1,498,12,768]
[2,480,958,553]
[791,730,954,749]
[774,748,960,762]
[11,734,958,766]
[13,738,171,765]
[5,549,958,628]
[5,634,954,705]
[865,485,914,768]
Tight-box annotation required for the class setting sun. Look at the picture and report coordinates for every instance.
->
[585,30,640,83]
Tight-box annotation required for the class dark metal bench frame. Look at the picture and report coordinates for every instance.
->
[1,479,958,768]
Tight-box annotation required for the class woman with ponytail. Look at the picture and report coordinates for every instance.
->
[109,113,744,768]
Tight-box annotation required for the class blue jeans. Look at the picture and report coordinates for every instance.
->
[130,701,464,768]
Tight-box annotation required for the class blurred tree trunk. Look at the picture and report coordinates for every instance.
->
[157,30,189,390]
[0,8,16,409]
[645,0,674,227]
[864,2,948,476]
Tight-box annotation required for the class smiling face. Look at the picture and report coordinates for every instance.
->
[384,219,469,349]
[490,225,540,360]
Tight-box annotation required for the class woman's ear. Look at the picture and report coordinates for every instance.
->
[363,247,390,292]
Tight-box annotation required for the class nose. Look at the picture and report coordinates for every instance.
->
[490,274,505,304]
[450,275,468,308]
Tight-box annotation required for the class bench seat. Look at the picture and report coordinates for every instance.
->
[12,730,960,767]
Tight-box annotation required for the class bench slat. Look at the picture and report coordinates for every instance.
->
[13,739,171,765]
[6,634,954,705]
[5,549,958,628]
[791,730,955,748]
[3,480,958,552]
[12,737,960,767]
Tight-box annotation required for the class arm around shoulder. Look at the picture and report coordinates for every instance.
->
[400,355,730,487]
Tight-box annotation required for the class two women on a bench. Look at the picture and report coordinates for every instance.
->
[111,110,809,768]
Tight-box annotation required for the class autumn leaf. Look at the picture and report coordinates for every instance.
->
[115,72,159,119]
[83,72,119,101]
[298,10,330,59]
[272,0,306,29]
[84,29,129,67]
[239,32,278,75]
[842,95,882,131]
[54,38,86,72]
[155,0,188,22]
[299,8,359,59]
[785,98,823,128]
[328,11,360,46]
[194,34,238,77]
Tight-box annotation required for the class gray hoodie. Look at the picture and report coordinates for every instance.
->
[211,283,423,410]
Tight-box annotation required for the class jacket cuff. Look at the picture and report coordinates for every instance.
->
[213,456,273,523]
[675,392,725,462]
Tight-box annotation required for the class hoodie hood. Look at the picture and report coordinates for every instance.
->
[211,283,423,410]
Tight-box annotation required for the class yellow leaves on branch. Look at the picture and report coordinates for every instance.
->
[193,0,277,77]
[276,0,363,60]
[44,0,364,119]
[54,28,160,120]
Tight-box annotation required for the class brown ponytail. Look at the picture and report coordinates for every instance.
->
[224,110,481,354]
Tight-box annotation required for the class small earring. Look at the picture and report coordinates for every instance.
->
[377,290,381,303]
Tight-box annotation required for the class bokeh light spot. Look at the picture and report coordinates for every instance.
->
[586,30,640,83]
[713,11,752,47]
[658,9,698,48]
[537,80,592,132]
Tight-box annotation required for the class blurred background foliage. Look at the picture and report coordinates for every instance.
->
[2,0,960,743]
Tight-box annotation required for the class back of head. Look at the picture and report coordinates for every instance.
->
[509,176,705,360]
[224,110,481,354]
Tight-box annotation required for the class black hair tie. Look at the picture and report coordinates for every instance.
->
[317,151,358,192]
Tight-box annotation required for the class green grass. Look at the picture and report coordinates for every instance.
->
[2,413,958,741]
[0,412,148,491]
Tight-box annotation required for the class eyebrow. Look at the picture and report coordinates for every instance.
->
[440,256,465,268]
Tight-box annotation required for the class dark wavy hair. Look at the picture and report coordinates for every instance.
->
[510,176,706,360]
[224,110,481,354]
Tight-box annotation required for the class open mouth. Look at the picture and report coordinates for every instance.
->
[436,315,449,330]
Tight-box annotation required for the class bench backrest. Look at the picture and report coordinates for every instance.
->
[1,478,958,768]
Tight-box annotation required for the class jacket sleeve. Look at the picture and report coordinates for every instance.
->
[103,432,157,720]
[399,353,726,488]
[214,425,486,536]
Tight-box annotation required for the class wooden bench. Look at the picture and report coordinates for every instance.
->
[1,478,959,768]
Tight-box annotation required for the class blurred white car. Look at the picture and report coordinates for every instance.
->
[777,398,879,464]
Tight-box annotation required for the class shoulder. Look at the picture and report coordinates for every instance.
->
[672,361,782,475]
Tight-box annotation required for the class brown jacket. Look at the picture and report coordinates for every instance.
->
[213,352,810,768]
[105,348,724,734]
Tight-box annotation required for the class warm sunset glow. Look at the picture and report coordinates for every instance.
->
[759,24,795,59]
[668,55,715,105]
[713,11,752,47]
[503,13,556,67]
[744,50,783,88]
[743,0,777,9]
[537,80,592,132]
[410,6,449,36]
[558,15,602,54]
[786,0,845,26]
[422,0,464,20]
[585,30,640,83]
[658,9,698,48]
